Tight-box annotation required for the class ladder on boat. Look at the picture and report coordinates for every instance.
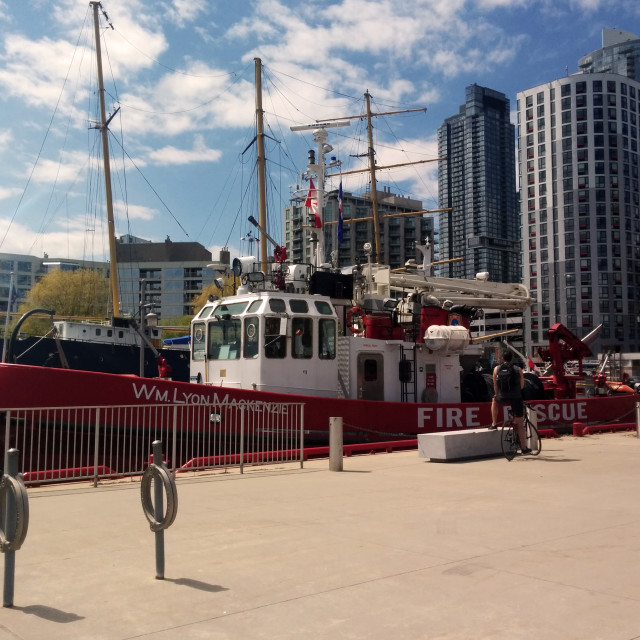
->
[400,345,417,403]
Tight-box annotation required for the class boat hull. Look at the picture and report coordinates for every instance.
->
[1,337,190,382]
[0,363,635,443]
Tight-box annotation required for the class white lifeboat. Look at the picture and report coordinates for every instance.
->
[424,325,470,352]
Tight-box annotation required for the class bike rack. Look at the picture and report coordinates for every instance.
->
[140,441,178,580]
[1,449,29,607]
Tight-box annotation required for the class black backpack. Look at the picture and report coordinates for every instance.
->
[496,363,517,394]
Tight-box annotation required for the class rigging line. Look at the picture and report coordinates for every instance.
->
[261,73,312,179]
[203,168,241,248]
[261,66,319,123]
[27,140,98,256]
[98,20,134,256]
[107,132,191,238]
[266,65,361,103]
[202,122,256,245]
[102,60,253,116]
[223,169,255,248]
[370,95,437,201]
[112,26,241,79]
[268,64,428,113]
[0,6,92,252]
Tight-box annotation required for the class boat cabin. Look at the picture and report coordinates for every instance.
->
[190,287,478,403]
[190,291,339,396]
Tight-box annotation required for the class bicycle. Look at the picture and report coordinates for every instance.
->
[500,402,542,461]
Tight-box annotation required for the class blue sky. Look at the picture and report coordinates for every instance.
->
[0,0,638,265]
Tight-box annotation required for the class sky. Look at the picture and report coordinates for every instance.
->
[0,0,639,267]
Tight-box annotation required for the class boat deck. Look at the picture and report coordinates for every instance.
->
[5,431,640,639]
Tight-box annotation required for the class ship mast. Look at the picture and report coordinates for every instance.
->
[255,58,269,274]
[320,95,429,262]
[91,1,120,317]
[364,92,381,261]
[290,121,350,267]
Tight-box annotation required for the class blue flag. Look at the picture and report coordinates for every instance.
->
[337,181,343,244]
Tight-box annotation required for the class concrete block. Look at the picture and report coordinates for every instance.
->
[418,428,502,462]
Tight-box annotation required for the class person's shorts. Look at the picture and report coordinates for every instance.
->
[495,395,524,418]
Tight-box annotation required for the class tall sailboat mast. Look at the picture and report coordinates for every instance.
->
[364,92,382,261]
[255,58,269,274]
[320,95,429,262]
[91,1,120,317]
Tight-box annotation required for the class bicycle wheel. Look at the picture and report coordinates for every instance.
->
[525,420,542,456]
[501,422,518,461]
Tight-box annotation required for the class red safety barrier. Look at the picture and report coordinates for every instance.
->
[581,422,636,435]
[342,439,418,457]
[178,439,420,470]
[22,465,115,482]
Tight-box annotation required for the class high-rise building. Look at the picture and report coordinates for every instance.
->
[437,84,519,284]
[579,29,640,81]
[517,72,640,356]
[284,188,435,270]
[116,236,215,320]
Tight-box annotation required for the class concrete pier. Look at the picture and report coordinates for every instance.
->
[3,431,640,639]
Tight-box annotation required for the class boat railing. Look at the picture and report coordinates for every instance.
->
[1,401,305,487]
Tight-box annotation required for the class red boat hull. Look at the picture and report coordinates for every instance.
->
[0,364,636,443]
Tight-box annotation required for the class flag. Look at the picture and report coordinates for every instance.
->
[305,179,321,228]
[527,357,536,371]
[337,181,344,244]
[9,284,17,311]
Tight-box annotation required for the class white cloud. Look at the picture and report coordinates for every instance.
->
[0,129,12,152]
[146,135,222,166]
[0,214,110,260]
[474,0,530,8]
[113,200,157,222]
[162,0,208,27]
[25,150,89,185]
[0,186,22,200]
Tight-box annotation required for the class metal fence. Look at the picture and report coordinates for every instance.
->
[2,401,305,486]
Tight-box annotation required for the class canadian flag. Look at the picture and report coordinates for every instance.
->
[305,179,321,228]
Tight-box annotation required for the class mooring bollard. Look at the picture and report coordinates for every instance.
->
[140,441,178,580]
[329,417,343,472]
[1,449,29,608]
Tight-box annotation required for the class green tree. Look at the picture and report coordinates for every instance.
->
[190,275,238,314]
[15,268,110,336]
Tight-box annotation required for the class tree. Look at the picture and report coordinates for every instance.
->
[189,274,238,314]
[14,268,110,336]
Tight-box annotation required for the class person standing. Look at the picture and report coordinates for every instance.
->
[489,350,530,454]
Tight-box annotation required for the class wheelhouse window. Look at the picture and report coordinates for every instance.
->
[243,317,259,358]
[207,317,241,360]
[192,323,206,361]
[292,317,313,359]
[314,300,334,315]
[319,319,336,360]
[289,299,309,313]
[213,302,248,317]
[268,298,286,313]
[264,317,286,358]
